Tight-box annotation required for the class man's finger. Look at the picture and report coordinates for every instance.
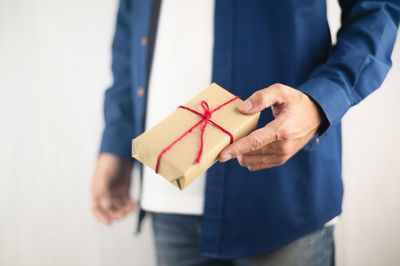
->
[92,199,111,225]
[247,161,283,171]
[238,84,283,114]
[219,120,280,162]
[92,208,111,225]
[123,199,136,213]
[245,140,289,156]
[98,196,122,220]
[100,196,113,211]
[237,154,284,166]
[108,198,128,220]
[117,196,136,214]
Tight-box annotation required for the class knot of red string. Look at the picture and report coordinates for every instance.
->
[201,101,212,121]
[155,96,239,174]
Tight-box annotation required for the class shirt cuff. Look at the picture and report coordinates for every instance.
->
[99,122,135,159]
[296,77,351,150]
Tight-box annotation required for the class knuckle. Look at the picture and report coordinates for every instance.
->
[247,165,257,171]
[273,83,284,90]
[254,90,264,98]
[237,156,246,167]
[278,144,291,155]
[277,127,291,140]
[273,84,287,96]
[253,90,267,105]
[249,136,263,152]
[274,130,281,141]
[274,83,291,95]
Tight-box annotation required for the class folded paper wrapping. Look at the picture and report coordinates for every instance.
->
[132,83,260,190]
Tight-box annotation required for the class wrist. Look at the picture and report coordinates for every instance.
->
[97,153,132,182]
[305,94,328,136]
[313,100,329,135]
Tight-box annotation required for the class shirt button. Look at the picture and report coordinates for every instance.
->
[316,137,320,144]
[141,36,148,47]
[137,86,145,97]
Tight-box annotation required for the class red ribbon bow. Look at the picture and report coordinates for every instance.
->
[155,96,239,173]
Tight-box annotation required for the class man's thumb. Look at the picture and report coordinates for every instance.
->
[238,85,280,114]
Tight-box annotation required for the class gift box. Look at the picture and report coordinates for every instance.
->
[132,83,260,190]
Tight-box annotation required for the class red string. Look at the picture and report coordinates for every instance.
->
[155,96,239,173]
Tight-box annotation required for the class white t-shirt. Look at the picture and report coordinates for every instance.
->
[140,0,215,215]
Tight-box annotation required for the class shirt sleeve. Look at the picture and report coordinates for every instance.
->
[99,0,134,159]
[297,0,400,139]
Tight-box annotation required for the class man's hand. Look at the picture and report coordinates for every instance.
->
[219,83,322,171]
[91,153,136,225]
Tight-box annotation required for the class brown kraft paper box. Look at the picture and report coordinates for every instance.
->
[132,83,260,190]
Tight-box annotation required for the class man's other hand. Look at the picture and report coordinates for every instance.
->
[219,83,322,171]
[91,153,136,225]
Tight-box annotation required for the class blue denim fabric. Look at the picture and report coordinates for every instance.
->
[152,213,335,266]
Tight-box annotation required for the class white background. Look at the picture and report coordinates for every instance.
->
[0,1,399,265]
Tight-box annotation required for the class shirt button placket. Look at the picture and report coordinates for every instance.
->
[137,36,147,98]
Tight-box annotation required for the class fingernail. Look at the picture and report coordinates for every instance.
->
[239,100,253,112]
[220,153,232,162]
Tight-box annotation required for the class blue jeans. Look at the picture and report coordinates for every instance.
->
[152,213,335,266]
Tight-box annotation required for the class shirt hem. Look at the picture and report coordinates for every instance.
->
[141,196,204,215]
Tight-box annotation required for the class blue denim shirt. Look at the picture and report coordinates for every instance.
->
[100,0,400,259]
